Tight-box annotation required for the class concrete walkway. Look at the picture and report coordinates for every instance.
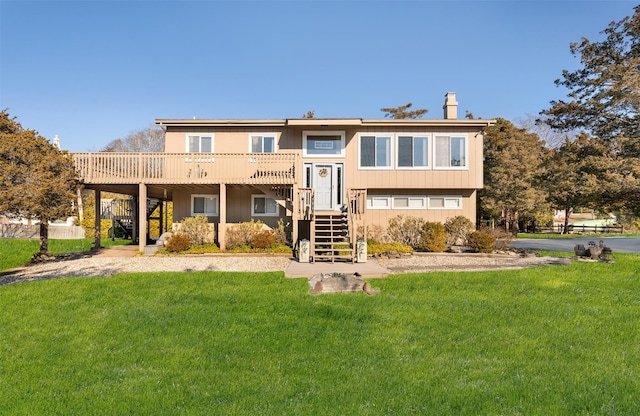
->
[284,260,388,278]
[94,246,388,278]
[91,245,140,257]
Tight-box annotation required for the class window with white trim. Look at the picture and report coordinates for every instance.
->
[250,134,276,153]
[392,195,427,209]
[359,134,392,168]
[366,195,391,209]
[434,135,467,168]
[251,195,279,216]
[186,134,214,153]
[303,131,345,157]
[191,194,218,216]
[397,135,429,168]
[428,196,462,209]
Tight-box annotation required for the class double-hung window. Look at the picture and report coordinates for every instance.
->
[434,135,467,168]
[250,134,276,153]
[187,134,214,153]
[252,195,279,216]
[397,135,429,168]
[359,134,392,168]
[191,194,218,216]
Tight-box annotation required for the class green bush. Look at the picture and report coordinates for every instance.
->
[479,226,514,250]
[420,222,447,252]
[357,224,389,244]
[180,244,220,254]
[251,230,276,249]
[387,215,425,248]
[467,231,497,253]
[177,216,213,245]
[367,241,413,256]
[225,220,264,250]
[273,218,290,245]
[444,215,475,246]
[165,233,191,253]
[226,243,293,254]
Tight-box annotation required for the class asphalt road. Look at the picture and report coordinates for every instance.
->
[510,237,639,253]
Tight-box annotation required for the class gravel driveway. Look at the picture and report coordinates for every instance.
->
[0,248,569,286]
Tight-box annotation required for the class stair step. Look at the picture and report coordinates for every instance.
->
[314,245,351,249]
[310,210,354,263]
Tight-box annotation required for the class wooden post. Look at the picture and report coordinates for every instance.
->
[292,186,299,247]
[219,183,227,251]
[94,190,101,250]
[139,183,147,253]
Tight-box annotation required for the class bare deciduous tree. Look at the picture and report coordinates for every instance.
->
[102,125,165,152]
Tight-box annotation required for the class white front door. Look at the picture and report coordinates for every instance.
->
[313,164,334,210]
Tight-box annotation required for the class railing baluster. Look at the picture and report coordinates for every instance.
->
[72,152,297,185]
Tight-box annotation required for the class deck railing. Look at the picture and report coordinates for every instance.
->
[72,152,297,185]
[297,188,314,220]
[347,188,367,247]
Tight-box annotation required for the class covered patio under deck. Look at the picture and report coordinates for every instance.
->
[73,152,299,253]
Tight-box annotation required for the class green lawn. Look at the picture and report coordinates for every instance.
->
[1,254,639,415]
[0,238,132,271]
[517,232,640,239]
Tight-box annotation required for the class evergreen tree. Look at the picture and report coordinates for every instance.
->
[542,133,612,233]
[542,5,640,140]
[380,102,427,119]
[479,118,549,232]
[541,6,640,216]
[0,110,79,254]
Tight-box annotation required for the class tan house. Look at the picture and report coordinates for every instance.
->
[73,93,495,261]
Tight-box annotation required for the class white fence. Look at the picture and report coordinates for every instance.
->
[0,225,85,239]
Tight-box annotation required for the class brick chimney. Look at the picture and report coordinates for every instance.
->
[443,92,458,119]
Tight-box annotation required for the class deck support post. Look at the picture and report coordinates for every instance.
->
[138,183,147,253]
[93,190,101,250]
[292,186,299,248]
[219,183,227,251]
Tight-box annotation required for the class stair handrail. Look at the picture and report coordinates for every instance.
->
[298,188,315,220]
[347,189,367,255]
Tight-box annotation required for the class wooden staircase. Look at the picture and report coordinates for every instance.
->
[253,185,294,215]
[298,188,367,263]
[312,211,353,263]
[101,198,161,239]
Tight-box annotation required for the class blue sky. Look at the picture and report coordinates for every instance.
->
[1,0,636,152]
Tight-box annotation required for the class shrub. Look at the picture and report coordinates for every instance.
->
[367,241,413,256]
[251,230,276,249]
[479,226,514,250]
[358,224,389,244]
[273,218,290,245]
[165,233,191,253]
[181,243,220,254]
[387,215,425,248]
[467,231,497,253]
[177,216,213,245]
[420,222,447,252]
[444,215,475,246]
[225,220,264,250]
